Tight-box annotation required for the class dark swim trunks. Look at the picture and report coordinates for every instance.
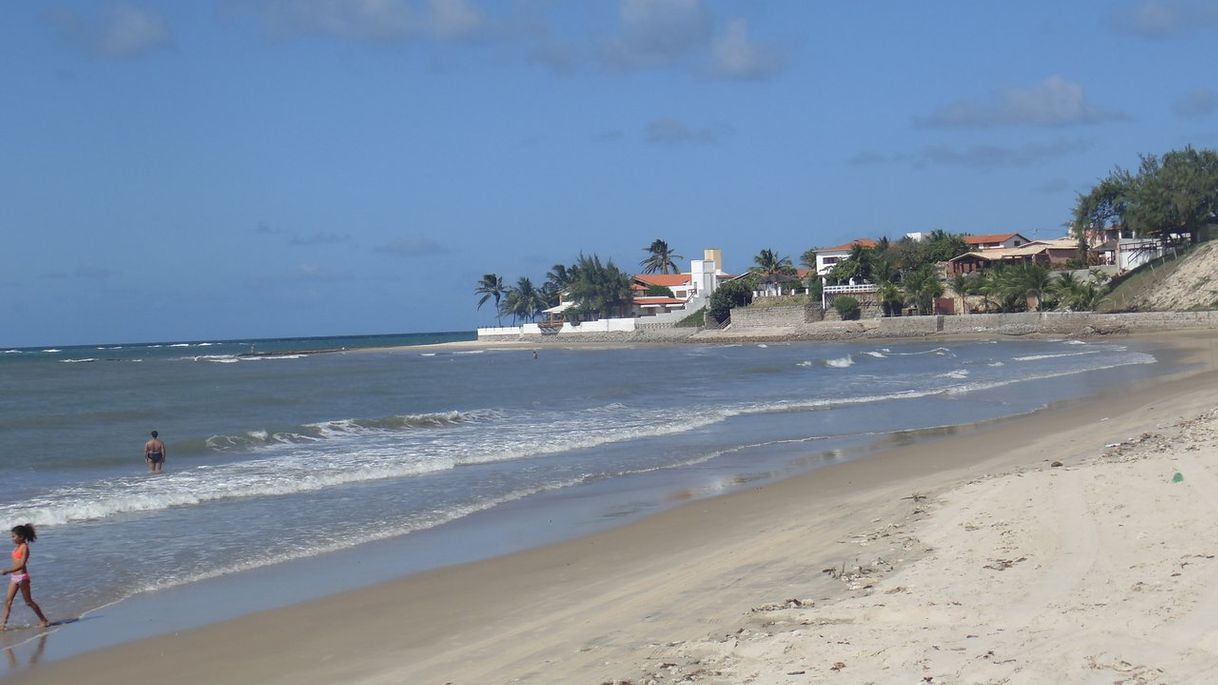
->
[147,452,164,463]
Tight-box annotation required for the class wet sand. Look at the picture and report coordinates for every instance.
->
[7,332,1218,684]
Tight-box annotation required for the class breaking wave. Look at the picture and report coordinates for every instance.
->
[1013,350,1102,362]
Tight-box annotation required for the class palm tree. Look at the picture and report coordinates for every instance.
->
[1052,271,1080,310]
[542,263,576,308]
[903,266,944,315]
[750,249,796,293]
[877,281,904,317]
[640,239,683,275]
[568,253,634,320]
[1017,263,1053,311]
[501,277,545,323]
[950,273,970,314]
[474,273,507,325]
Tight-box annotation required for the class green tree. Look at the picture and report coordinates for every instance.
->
[902,266,944,315]
[567,254,634,320]
[877,281,903,317]
[640,239,683,275]
[950,273,970,314]
[707,279,754,324]
[828,244,876,284]
[1015,263,1053,311]
[501,277,546,324]
[749,249,796,291]
[799,248,818,271]
[1073,146,1218,247]
[833,296,861,320]
[474,273,507,325]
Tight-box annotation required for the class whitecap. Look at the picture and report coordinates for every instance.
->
[248,354,308,361]
[60,358,97,363]
[863,351,886,358]
[42,349,61,353]
[938,369,970,379]
[825,354,854,368]
[1013,350,1102,362]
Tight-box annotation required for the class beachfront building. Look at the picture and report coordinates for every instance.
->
[505,249,733,337]
[963,232,1030,251]
[948,245,1050,275]
[815,239,879,276]
[1079,225,1166,271]
[1116,238,1165,272]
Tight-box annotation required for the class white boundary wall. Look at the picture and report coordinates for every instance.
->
[478,317,638,337]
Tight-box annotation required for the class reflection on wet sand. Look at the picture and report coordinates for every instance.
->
[3,629,48,672]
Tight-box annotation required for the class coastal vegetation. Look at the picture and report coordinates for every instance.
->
[749,249,797,293]
[640,239,683,275]
[707,279,754,324]
[474,273,508,325]
[478,148,1217,327]
[832,296,860,320]
[1073,146,1218,249]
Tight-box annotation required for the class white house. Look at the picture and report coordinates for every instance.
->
[1117,238,1164,272]
[815,239,879,276]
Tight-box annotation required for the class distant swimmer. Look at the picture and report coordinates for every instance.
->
[1,524,49,631]
[532,350,538,360]
[144,430,166,473]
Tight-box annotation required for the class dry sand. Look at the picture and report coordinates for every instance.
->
[9,333,1218,685]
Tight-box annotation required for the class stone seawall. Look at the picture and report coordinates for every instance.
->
[475,310,1218,345]
[730,305,819,328]
[708,308,1218,342]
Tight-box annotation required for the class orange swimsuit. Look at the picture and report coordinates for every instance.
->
[9,545,28,583]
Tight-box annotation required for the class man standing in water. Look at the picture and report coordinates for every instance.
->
[144,431,166,473]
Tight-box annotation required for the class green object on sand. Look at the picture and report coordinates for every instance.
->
[1172,472,1184,483]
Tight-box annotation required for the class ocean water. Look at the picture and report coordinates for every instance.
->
[0,333,1161,638]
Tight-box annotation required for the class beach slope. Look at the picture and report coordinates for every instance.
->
[9,338,1218,685]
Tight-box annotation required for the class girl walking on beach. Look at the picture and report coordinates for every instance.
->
[1,525,49,630]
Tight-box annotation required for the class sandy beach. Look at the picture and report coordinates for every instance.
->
[7,332,1218,684]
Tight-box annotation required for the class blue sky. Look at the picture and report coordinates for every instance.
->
[2,1,1216,346]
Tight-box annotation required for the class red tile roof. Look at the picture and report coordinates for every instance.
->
[821,238,878,253]
[963,232,1024,245]
[633,273,691,287]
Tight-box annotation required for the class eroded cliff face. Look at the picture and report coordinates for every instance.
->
[1121,241,1218,311]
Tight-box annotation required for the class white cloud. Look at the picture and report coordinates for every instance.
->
[98,5,171,56]
[711,18,777,80]
[425,0,483,38]
[606,0,711,67]
[601,0,782,80]
[644,118,733,145]
[46,4,171,58]
[1112,0,1218,39]
[1173,88,1218,118]
[850,140,1091,169]
[917,76,1125,128]
[374,236,447,257]
[259,0,484,42]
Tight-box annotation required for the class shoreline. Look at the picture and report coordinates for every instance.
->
[7,332,1217,684]
[356,311,1218,355]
